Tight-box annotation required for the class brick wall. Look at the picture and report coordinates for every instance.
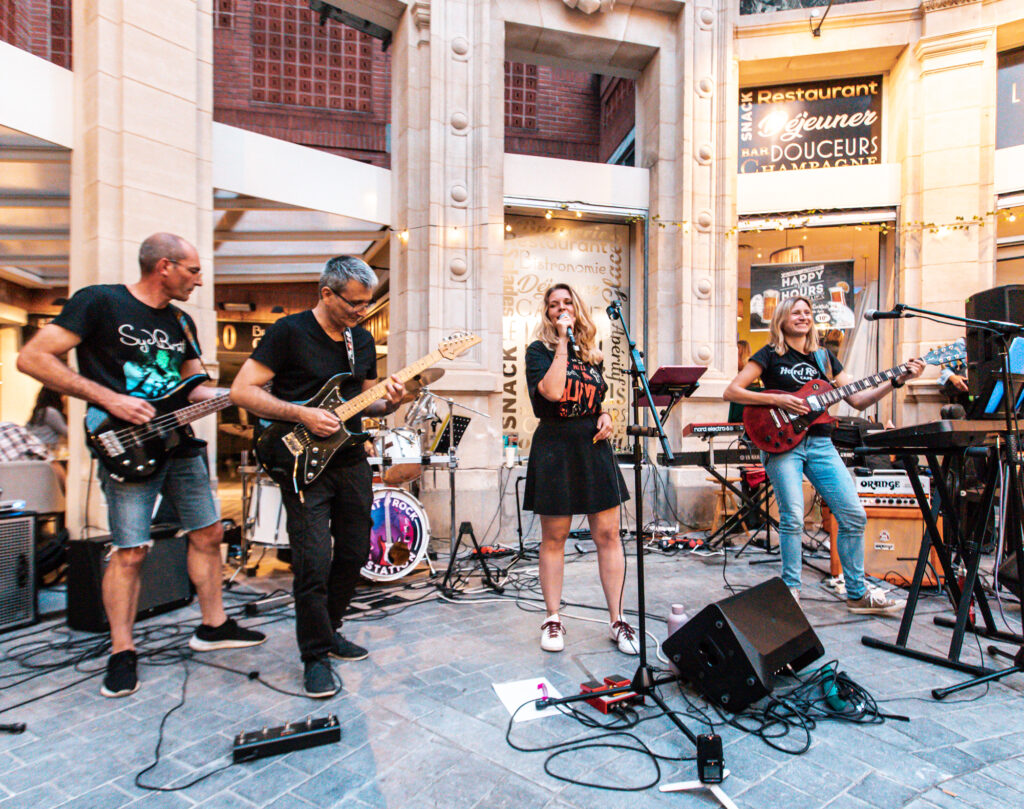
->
[213,0,391,167]
[505,65,602,163]
[0,0,70,69]
[598,77,635,164]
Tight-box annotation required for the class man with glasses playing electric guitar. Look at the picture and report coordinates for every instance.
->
[18,233,266,699]
[231,256,404,698]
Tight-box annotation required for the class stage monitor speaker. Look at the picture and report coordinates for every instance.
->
[998,553,1021,599]
[67,524,194,633]
[663,577,823,713]
[965,285,1024,398]
[0,514,36,633]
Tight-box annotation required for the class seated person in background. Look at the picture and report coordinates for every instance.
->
[0,421,51,463]
[27,387,68,452]
[938,337,969,417]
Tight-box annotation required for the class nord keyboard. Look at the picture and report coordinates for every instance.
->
[861,420,1004,451]
[661,444,856,468]
[682,422,745,438]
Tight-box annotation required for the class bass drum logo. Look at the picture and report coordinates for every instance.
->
[362,488,431,582]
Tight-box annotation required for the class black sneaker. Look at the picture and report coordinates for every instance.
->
[329,633,368,661]
[189,618,266,652]
[304,658,340,699]
[100,650,139,698]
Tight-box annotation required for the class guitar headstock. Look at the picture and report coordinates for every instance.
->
[922,341,968,368]
[438,331,482,360]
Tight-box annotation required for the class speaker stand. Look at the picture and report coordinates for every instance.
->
[659,771,739,809]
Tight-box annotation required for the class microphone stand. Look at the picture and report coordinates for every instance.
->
[883,304,1024,694]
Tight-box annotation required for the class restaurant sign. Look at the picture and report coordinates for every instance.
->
[749,260,855,332]
[739,76,882,173]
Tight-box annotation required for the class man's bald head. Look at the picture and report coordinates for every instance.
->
[138,233,193,275]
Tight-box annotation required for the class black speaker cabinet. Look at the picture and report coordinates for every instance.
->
[67,525,194,633]
[0,513,36,633]
[965,285,1024,397]
[663,577,824,713]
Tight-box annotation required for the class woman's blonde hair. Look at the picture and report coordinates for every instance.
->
[737,339,752,367]
[769,295,820,355]
[534,283,603,365]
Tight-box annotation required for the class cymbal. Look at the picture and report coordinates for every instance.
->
[219,423,254,439]
[399,368,445,404]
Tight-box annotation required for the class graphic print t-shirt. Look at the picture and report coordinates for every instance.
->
[54,285,200,399]
[749,344,843,436]
[525,340,607,420]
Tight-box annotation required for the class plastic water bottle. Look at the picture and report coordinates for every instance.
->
[666,603,688,675]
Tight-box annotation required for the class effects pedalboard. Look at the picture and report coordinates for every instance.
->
[579,675,644,714]
[233,714,340,763]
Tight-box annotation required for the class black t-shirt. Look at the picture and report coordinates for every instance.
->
[251,311,377,465]
[525,340,607,420]
[54,284,201,399]
[749,344,843,436]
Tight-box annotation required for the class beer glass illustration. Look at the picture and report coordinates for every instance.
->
[762,289,779,323]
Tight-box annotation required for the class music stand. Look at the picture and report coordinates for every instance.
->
[638,366,705,423]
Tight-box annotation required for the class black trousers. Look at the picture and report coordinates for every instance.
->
[280,460,372,662]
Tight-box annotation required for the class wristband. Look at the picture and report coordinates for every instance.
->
[890,376,905,389]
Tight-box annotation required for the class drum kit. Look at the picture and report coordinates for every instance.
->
[238,368,478,582]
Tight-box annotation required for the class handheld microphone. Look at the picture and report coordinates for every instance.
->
[864,309,906,321]
[566,325,578,352]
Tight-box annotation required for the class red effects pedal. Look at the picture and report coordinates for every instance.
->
[579,675,644,714]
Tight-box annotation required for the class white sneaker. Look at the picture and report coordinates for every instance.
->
[609,620,640,655]
[848,586,901,615]
[540,619,565,652]
[789,588,801,606]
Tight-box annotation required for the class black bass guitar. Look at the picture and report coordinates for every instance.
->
[254,332,481,492]
[85,375,253,482]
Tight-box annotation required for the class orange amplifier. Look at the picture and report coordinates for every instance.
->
[852,469,928,509]
[823,506,944,587]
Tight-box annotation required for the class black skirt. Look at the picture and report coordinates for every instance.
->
[523,415,629,516]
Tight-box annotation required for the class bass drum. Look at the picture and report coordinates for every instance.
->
[361,488,431,582]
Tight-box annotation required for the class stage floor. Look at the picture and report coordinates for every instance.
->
[3,535,1024,809]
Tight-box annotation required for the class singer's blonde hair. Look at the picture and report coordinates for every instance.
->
[769,295,820,355]
[534,283,603,365]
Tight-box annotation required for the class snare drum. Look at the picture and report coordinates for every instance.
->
[247,478,288,546]
[372,428,423,485]
[361,488,431,581]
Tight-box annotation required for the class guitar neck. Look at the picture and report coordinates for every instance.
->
[813,363,910,408]
[168,382,270,427]
[335,351,443,422]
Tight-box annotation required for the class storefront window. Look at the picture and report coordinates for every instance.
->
[737,221,893,415]
[502,213,631,452]
[997,205,1024,287]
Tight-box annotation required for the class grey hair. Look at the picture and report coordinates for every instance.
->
[320,255,378,293]
[139,233,190,275]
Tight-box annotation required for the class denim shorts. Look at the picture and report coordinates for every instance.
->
[98,453,220,549]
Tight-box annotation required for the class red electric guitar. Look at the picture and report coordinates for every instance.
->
[743,342,966,454]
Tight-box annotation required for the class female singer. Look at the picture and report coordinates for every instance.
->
[723,295,924,612]
[523,283,637,654]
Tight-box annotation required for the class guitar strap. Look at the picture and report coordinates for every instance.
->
[174,308,213,381]
[813,348,834,382]
[342,327,356,371]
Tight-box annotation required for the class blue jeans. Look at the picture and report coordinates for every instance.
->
[98,453,220,549]
[761,435,867,600]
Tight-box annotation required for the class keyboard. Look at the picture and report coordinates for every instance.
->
[682,422,745,437]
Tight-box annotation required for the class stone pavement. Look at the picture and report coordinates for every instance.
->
[1,539,1023,809]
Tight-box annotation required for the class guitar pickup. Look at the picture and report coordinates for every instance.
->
[769,410,782,428]
[806,396,821,411]
[282,433,304,456]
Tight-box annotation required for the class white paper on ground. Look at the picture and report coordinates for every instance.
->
[492,677,563,722]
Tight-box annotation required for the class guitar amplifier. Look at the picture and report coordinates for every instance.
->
[824,506,943,586]
[852,469,927,508]
[0,514,36,633]
[67,524,194,633]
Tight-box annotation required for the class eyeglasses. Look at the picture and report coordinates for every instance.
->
[333,291,373,312]
[167,259,202,276]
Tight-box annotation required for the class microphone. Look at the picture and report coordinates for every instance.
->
[864,309,906,321]
[566,325,578,353]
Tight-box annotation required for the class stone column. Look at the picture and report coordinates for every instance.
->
[68,0,215,536]
[389,1,504,538]
[901,1,996,422]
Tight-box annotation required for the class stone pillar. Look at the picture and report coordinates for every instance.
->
[901,1,996,422]
[389,1,504,538]
[68,0,215,536]
[637,1,736,523]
